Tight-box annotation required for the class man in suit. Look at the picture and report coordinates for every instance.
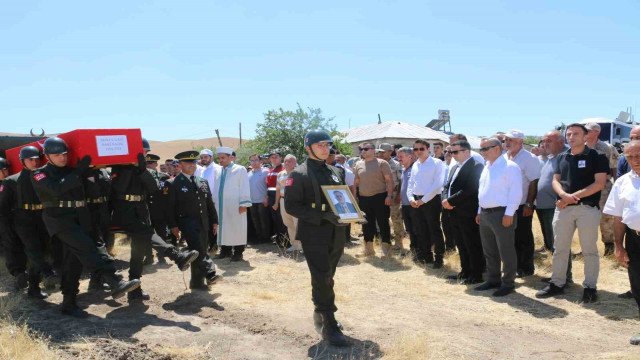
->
[442,140,485,284]
[333,191,356,214]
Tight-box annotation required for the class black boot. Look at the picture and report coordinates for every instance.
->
[167,248,199,271]
[189,277,208,290]
[143,255,154,266]
[230,252,243,262]
[433,255,444,269]
[313,312,344,335]
[42,270,59,290]
[61,294,87,318]
[321,313,348,347]
[157,252,167,264]
[127,288,150,301]
[103,274,141,300]
[206,272,223,285]
[27,286,49,299]
[88,272,110,291]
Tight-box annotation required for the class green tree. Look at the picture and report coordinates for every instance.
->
[253,104,351,161]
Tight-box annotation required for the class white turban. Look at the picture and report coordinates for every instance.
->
[216,146,234,155]
[200,149,214,157]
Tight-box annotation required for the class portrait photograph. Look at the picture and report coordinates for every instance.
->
[321,185,364,223]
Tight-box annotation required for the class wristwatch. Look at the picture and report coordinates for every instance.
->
[524,203,536,209]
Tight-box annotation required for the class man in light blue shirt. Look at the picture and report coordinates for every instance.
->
[247,154,270,244]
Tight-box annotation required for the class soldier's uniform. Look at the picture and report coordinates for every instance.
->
[164,151,221,289]
[0,157,29,289]
[285,130,348,347]
[143,154,171,264]
[593,140,619,251]
[387,157,405,246]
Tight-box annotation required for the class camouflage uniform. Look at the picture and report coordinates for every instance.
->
[388,158,405,243]
[592,140,619,244]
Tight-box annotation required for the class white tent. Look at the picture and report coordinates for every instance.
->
[342,121,451,154]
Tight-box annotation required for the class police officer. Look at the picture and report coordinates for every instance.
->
[284,130,349,347]
[83,165,114,291]
[164,151,222,289]
[31,137,140,316]
[143,153,171,265]
[0,156,29,290]
[0,146,58,299]
[110,138,198,301]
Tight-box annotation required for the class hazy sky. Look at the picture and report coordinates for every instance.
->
[1,1,638,141]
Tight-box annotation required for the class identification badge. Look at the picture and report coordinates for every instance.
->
[578,160,586,168]
[285,178,293,187]
[33,173,47,182]
[160,181,165,187]
[181,187,188,192]
[0,185,3,192]
[331,175,339,183]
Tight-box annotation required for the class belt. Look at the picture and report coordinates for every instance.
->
[117,194,146,202]
[267,187,277,191]
[22,204,43,210]
[481,206,506,213]
[43,200,86,208]
[86,196,107,204]
[565,201,595,208]
[413,195,424,200]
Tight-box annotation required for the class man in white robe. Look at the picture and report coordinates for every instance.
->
[212,147,252,261]
[195,149,221,251]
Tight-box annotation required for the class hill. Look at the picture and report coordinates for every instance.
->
[148,137,242,162]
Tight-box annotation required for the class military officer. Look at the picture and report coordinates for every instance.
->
[0,146,58,299]
[143,153,171,265]
[0,156,30,290]
[164,151,222,290]
[284,129,349,347]
[31,137,140,316]
[110,138,199,301]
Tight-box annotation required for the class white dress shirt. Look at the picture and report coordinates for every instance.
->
[447,157,471,197]
[478,155,523,216]
[603,171,640,231]
[407,156,445,203]
[336,163,355,186]
[195,162,221,190]
[504,148,541,205]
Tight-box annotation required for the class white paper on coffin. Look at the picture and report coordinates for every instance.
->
[95,135,129,157]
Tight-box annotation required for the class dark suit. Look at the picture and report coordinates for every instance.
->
[442,157,485,280]
[335,201,356,214]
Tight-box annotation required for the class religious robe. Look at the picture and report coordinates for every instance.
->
[213,163,252,246]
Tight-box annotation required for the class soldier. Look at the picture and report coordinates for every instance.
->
[0,146,58,299]
[378,143,405,250]
[284,129,349,347]
[31,137,140,316]
[164,151,222,290]
[0,156,29,290]
[143,153,171,265]
[110,138,199,301]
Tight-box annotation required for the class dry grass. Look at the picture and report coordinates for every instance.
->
[381,333,430,360]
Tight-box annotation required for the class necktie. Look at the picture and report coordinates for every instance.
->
[190,175,197,191]
[342,204,348,213]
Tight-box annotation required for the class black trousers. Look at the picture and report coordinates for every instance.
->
[88,204,113,263]
[14,212,53,275]
[413,195,445,258]
[625,227,640,309]
[178,217,215,285]
[359,192,391,244]
[145,217,170,259]
[219,245,245,255]
[268,191,287,241]
[301,225,346,313]
[119,221,174,281]
[514,205,535,273]
[450,212,485,279]
[61,241,83,296]
[2,230,28,277]
[402,205,418,251]
[249,203,271,243]
[441,209,456,251]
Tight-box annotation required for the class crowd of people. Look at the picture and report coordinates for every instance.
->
[1,122,640,346]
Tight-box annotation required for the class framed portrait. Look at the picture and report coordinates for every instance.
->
[321,185,364,223]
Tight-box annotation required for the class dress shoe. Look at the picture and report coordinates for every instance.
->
[492,286,515,297]
[619,290,634,299]
[535,283,564,298]
[582,288,598,303]
[27,287,49,299]
[516,270,534,278]
[461,277,483,285]
[128,288,151,301]
[446,273,467,281]
[108,278,141,300]
[321,313,348,347]
[61,295,88,318]
[230,253,244,262]
[143,256,154,266]
[206,273,223,285]
[474,281,501,291]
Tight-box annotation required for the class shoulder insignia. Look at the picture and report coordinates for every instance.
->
[331,174,339,183]
[162,186,169,195]
[181,186,189,192]
[33,173,47,182]
[111,173,118,179]
[285,178,294,186]
[0,185,4,192]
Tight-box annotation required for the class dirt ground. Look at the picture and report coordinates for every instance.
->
[2,221,640,359]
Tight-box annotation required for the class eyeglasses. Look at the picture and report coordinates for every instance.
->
[249,159,259,163]
[449,150,460,155]
[443,150,448,153]
[360,147,373,151]
[413,147,426,151]
[479,145,498,152]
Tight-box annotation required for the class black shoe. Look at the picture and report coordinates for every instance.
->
[582,288,598,303]
[423,255,434,264]
[631,334,640,346]
[540,277,552,283]
[492,286,515,297]
[42,271,59,290]
[206,273,223,285]
[516,270,534,278]
[189,281,209,291]
[461,277,483,285]
[474,281,501,291]
[27,287,49,299]
[619,290,634,299]
[603,243,615,256]
[88,273,110,291]
[321,313,348,347]
[143,256,154,266]
[230,253,243,262]
[15,272,28,290]
[535,283,564,298]
[313,312,344,334]
[109,279,141,300]
[446,272,467,281]
[432,256,444,269]
[214,252,230,260]
[173,249,199,271]
[128,288,150,301]
[61,295,88,318]
[157,253,167,264]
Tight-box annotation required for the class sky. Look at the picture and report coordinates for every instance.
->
[1,1,639,141]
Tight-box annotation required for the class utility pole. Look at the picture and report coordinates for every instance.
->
[378,114,382,124]
[239,122,242,147]
[215,129,223,147]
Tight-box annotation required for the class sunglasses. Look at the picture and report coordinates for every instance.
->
[449,150,465,155]
[413,147,426,151]
[479,145,498,152]
[249,159,259,163]
[360,147,373,151]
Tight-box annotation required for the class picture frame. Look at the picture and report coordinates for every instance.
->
[321,185,365,223]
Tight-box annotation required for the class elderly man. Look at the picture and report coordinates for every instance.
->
[603,140,640,344]
[247,154,270,244]
[584,122,620,256]
[274,154,302,252]
[213,147,252,261]
[196,149,221,251]
[536,123,609,303]
[475,137,522,297]
[504,130,541,278]
[267,150,287,245]
[379,143,405,250]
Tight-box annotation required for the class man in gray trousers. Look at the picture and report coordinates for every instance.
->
[474,138,523,296]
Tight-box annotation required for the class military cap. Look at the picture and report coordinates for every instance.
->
[375,148,384,154]
[378,143,393,151]
[269,149,282,156]
[175,150,200,162]
[145,153,160,162]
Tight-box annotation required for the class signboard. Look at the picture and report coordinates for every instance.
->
[96,135,129,157]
